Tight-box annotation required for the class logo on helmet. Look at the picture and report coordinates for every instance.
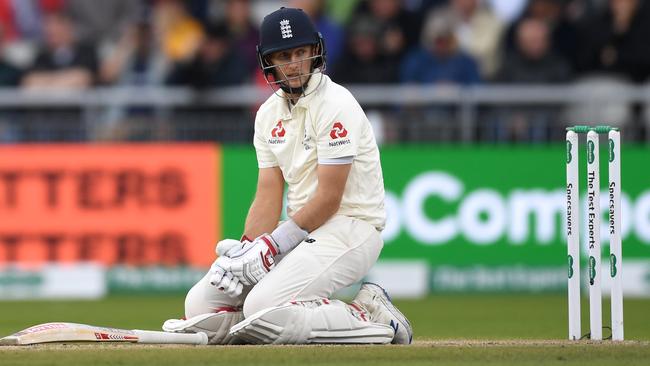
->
[280,19,292,39]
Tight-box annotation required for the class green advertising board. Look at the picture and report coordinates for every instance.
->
[223,145,650,295]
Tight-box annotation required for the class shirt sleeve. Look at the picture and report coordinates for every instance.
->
[315,96,363,160]
[318,155,354,165]
[253,115,279,168]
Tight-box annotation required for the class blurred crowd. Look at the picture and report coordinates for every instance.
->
[1,0,649,90]
[0,0,649,143]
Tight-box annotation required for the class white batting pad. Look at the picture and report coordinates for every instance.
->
[229,299,394,344]
[162,311,244,345]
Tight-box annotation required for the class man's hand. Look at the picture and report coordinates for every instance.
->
[228,234,280,286]
[209,239,246,297]
[209,220,306,293]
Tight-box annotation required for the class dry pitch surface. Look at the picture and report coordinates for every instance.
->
[2,339,649,348]
[2,295,649,365]
[2,339,649,366]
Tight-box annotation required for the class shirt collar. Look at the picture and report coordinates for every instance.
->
[277,72,326,117]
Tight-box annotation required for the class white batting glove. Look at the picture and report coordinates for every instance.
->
[216,238,245,257]
[212,221,308,290]
[227,235,280,286]
[209,239,246,297]
[209,257,244,298]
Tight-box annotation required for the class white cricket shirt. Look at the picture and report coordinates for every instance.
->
[253,74,386,230]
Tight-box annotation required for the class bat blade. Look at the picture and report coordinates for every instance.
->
[0,322,207,345]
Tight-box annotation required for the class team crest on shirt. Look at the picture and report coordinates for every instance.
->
[269,120,286,144]
[328,122,351,147]
[302,128,313,150]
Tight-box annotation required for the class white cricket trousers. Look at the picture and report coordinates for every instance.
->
[184,215,383,318]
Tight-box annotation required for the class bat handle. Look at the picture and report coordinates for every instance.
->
[133,330,208,345]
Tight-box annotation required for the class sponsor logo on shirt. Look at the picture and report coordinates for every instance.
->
[328,122,351,147]
[268,120,286,144]
[329,122,348,139]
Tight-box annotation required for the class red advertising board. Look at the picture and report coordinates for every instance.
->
[0,145,219,267]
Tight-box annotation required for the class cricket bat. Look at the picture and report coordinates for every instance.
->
[0,322,208,345]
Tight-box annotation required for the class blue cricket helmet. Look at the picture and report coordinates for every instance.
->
[256,7,326,77]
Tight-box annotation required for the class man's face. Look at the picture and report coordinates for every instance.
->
[268,45,315,90]
[517,19,549,60]
[44,14,74,49]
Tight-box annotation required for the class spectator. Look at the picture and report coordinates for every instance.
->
[560,0,606,23]
[0,23,22,86]
[153,0,204,63]
[504,0,578,66]
[496,18,570,83]
[351,0,423,59]
[0,0,65,42]
[65,0,141,46]
[99,21,166,86]
[21,11,97,89]
[96,20,171,141]
[0,22,23,142]
[333,16,399,84]
[0,0,20,41]
[574,0,650,83]
[166,23,249,89]
[291,0,344,69]
[400,11,481,85]
[221,0,259,74]
[484,0,528,24]
[491,18,570,142]
[397,8,481,142]
[432,0,504,79]
[184,0,211,24]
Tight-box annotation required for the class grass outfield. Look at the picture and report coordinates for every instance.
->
[1,294,649,365]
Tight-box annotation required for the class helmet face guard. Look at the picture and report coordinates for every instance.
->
[256,7,327,98]
[257,38,326,97]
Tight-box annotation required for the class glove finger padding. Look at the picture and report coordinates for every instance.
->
[216,239,244,257]
[214,270,234,291]
[209,257,230,286]
[225,274,243,297]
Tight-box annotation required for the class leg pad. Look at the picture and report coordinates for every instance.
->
[163,310,244,345]
[230,300,394,344]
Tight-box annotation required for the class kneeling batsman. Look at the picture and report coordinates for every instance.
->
[162,221,412,345]
[162,6,412,345]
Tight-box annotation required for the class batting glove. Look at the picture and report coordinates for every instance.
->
[209,239,246,297]
[227,235,280,286]
[211,221,308,290]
